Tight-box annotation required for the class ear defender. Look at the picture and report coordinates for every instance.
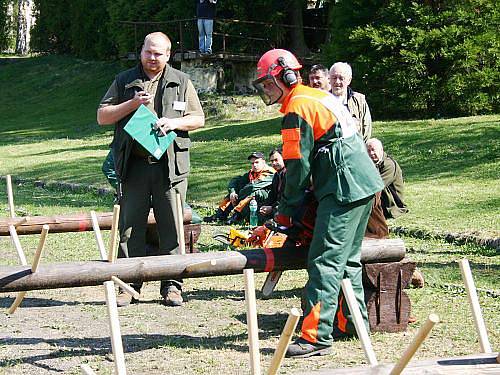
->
[278,57,298,87]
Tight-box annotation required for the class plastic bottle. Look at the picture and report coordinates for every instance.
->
[249,197,258,227]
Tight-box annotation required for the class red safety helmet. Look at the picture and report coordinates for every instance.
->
[253,49,302,105]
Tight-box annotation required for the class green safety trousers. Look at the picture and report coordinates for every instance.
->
[301,194,374,346]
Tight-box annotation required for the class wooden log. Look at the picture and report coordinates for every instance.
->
[298,352,500,374]
[7,225,49,314]
[459,259,493,353]
[267,308,301,375]
[341,279,378,366]
[103,281,127,375]
[390,314,440,375]
[6,174,15,218]
[244,269,261,375]
[0,240,405,293]
[0,209,193,236]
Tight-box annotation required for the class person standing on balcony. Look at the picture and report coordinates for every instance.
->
[196,0,217,55]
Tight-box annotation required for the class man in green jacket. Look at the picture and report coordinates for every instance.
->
[367,138,409,219]
[97,32,204,307]
[204,152,275,224]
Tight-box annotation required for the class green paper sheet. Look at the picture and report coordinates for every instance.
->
[124,105,176,160]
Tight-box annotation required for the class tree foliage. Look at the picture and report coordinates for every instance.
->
[324,0,499,118]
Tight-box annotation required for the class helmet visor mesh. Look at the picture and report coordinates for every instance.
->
[252,75,284,106]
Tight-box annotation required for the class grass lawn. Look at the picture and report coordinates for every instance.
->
[0,56,498,374]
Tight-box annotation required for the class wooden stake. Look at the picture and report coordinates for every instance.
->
[103,280,127,375]
[108,205,120,263]
[90,211,108,260]
[497,351,500,364]
[8,225,27,265]
[111,276,140,300]
[390,314,440,375]
[341,278,378,366]
[80,364,96,375]
[176,192,185,255]
[8,225,49,314]
[244,269,261,375]
[459,259,493,353]
[6,174,15,218]
[267,308,301,375]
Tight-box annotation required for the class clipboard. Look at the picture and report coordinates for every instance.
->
[124,105,176,160]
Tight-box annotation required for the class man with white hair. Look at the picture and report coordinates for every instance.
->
[330,62,372,142]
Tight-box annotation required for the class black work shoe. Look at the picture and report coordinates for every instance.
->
[285,338,332,358]
[162,285,183,307]
[204,209,227,223]
[203,214,218,223]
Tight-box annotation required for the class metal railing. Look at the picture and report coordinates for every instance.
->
[118,17,327,59]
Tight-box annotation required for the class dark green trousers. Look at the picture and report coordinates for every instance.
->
[301,194,374,346]
[118,156,186,292]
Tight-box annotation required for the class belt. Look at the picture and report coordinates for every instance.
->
[132,154,159,164]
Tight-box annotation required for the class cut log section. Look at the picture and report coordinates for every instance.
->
[0,239,404,293]
[0,209,193,236]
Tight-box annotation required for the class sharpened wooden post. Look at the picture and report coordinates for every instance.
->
[108,205,120,262]
[341,279,378,366]
[497,352,500,364]
[13,217,27,227]
[8,225,49,314]
[390,314,440,375]
[80,364,96,375]
[103,281,127,375]
[90,211,108,260]
[8,225,27,265]
[267,308,301,375]
[176,192,185,255]
[459,259,492,353]
[111,276,140,300]
[6,174,15,218]
[244,269,261,375]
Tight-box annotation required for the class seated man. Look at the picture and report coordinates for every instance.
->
[259,148,286,221]
[366,138,409,219]
[204,151,275,224]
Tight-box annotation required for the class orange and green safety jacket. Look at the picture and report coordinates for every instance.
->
[278,84,383,216]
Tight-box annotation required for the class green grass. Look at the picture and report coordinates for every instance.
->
[0,55,498,373]
[1,55,498,237]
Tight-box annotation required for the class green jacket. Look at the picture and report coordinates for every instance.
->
[347,87,372,143]
[112,64,193,182]
[278,84,383,216]
[378,153,408,219]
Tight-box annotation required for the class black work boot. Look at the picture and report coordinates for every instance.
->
[285,338,332,358]
[204,208,228,223]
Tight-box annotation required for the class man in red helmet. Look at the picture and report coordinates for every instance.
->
[253,49,384,358]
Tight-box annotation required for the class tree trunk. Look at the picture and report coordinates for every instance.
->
[15,0,34,55]
[287,0,310,56]
[0,239,406,292]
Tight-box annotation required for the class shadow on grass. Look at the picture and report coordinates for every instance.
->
[184,287,303,302]
[0,296,86,309]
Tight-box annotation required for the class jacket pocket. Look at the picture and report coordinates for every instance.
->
[174,137,192,175]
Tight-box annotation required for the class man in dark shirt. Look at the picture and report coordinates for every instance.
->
[259,149,286,221]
